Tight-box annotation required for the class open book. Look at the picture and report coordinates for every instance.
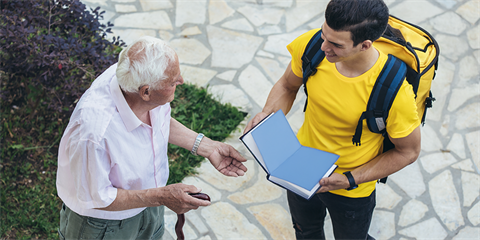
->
[240,110,339,199]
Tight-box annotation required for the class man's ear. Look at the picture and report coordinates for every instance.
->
[361,40,373,51]
[139,85,151,101]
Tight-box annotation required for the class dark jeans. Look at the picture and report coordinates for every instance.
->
[287,190,376,240]
[59,204,165,240]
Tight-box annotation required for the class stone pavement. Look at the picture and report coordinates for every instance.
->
[81,0,479,239]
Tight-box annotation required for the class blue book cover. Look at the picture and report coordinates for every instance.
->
[240,110,339,199]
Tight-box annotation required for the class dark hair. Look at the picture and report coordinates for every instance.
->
[325,0,389,46]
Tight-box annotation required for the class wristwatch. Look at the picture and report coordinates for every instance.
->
[343,171,358,190]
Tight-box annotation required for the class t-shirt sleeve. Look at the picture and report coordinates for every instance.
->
[67,137,117,209]
[286,29,321,78]
[387,80,421,139]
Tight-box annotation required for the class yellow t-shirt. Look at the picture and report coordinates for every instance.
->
[287,29,420,198]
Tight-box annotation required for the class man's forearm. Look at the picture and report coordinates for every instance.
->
[352,127,421,185]
[168,118,215,159]
[96,188,162,211]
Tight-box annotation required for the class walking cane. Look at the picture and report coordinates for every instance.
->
[175,193,211,240]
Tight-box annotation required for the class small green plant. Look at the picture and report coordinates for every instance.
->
[167,83,247,184]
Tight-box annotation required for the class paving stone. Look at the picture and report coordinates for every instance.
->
[181,175,222,202]
[115,4,137,13]
[389,1,443,24]
[237,5,284,27]
[435,0,459,9]
[420,124,443,152]
[389,161,426,199]
[221,18,254,32]
[185,210,209,236]
[238,65,273,108]
[82,0,108,7]
[461,171,480,207]
[468,202,480,226]
[420,152,458,174]
[179,65,217,87]
[175,0,207,27]
[456,0,480,25]
[453,226,480,239]
[458,56,480,86]
[111,29,156,46]
[435,34,469,61]
[455,102,480,130]
[178,26,202,36]
[139,0,173,11]
[398,218,448,239]
[285,1,327,32]
[207,26,263,68]
[196,160,256,192]
[208,0,234,25]
[208,84,252,112]
[159,30,174,42]
[278,56,292,66]
[439,115,451,136]
[466,131,480,172]
[427,57,455,122]
[170,39,211,65]
[467,24,480,49]
[247,203,296,239]
[429,170,465,231]
[429,11,467,35]
[201,202,266,239]
[216,70,237,82]
[369,210,396,240]
[376,183,402,210]
[256,50,275,58]
[308,16,324,29]
[264,30,308,56]
[447,133,467,159]
[474,50,480,64]
[257,25,282,35]
[114,11,173,30]
[255,57,284,82]
[228,172,283,204]
[448,82,479,112]
[452,159,476,172]
[262,0,293,8]
[398,199,429,227]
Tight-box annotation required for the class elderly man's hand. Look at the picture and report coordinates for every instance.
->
[158,183,210,214]
[206,141,247,177]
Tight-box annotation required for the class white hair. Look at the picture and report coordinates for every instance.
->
[116,36,176,93]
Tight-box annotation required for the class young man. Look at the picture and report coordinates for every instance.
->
[57,36,248,239]
[244,0,420,239]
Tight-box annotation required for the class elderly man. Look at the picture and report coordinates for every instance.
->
[57,36,247,239]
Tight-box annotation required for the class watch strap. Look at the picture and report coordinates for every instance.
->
[191,133,204,156]
[343,171,358,190]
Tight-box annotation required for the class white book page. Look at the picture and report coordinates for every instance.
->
[241,133,267,171]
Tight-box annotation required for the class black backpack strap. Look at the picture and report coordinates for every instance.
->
[352,54,408,146]
[301,29,325,112]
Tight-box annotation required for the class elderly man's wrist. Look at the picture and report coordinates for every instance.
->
[195,136,214,158]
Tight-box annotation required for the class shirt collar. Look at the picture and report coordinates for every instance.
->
[110,77,143,132]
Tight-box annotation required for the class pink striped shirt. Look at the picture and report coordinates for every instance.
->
[56,64,171,220]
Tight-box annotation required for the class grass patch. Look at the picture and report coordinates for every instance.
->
[0,83,246,238]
